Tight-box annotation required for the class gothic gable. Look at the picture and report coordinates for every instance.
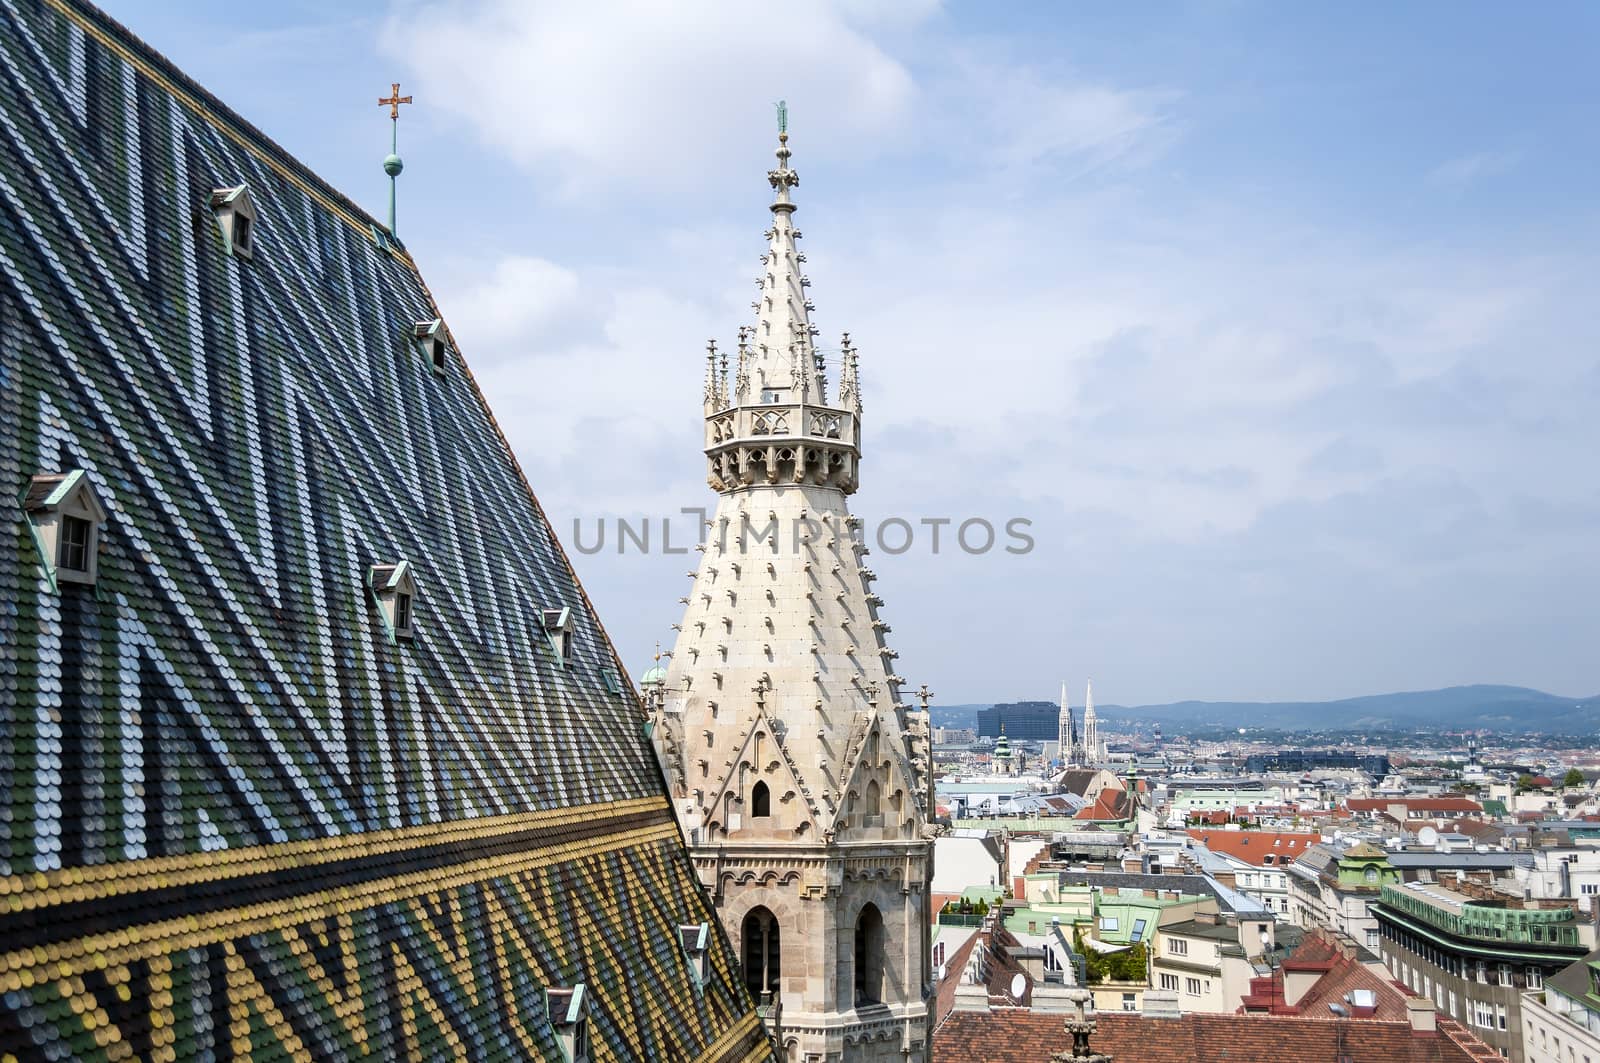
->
[701,705,823,840]
[829,710,923,842]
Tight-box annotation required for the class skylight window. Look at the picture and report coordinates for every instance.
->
[22,470,107,590]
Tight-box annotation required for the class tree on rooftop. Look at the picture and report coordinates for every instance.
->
[1562,768,1585,789]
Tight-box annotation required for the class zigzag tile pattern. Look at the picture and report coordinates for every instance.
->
[0,0,773,1058]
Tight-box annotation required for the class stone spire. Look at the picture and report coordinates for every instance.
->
[1082,678,1100,764]
[1058,680,1075,764]
[701,121,861,496]
[837,332,861,414]
[649,109,931,1063]
[749,122,825,406]
[703,339,722,413]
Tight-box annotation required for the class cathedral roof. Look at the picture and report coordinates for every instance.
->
[0,1,771,1058]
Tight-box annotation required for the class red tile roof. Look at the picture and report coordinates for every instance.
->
[1240,929,1414,1022]
[933,930,984,1028]
[1185,830,1321,866]
[1076,789,1132,821]
[934,1008,1497,1062]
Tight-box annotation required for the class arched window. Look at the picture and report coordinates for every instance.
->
[863,780,881,821]
[742,908,781,1004]
[854,903,885,1006]
[752,780,771,818]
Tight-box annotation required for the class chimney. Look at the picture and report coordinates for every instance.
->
[1031,986,1073,1014]
[953,982,990,1013]
[1283,967,1321,1008]
[1405,997,1438,1036]
[1142,992,1182,1019]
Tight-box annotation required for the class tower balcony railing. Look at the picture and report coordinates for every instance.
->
[705,401,859,452]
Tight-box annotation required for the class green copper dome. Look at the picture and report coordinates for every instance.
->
[641,664,668,687]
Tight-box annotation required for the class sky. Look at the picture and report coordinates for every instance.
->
[113,1,1600,706]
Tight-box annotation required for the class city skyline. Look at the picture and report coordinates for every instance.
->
[107,0,1600,705]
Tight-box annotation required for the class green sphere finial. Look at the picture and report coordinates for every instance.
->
[384,153,404,177]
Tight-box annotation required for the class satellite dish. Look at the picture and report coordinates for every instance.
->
[1418,826,1439,848]
[1010,973,1027,1000]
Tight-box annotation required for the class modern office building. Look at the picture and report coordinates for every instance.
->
[978,701,1060,740]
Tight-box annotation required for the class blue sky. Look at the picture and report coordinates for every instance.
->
[116,1,1600,705]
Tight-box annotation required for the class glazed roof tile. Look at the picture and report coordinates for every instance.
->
[0,1,771,1058]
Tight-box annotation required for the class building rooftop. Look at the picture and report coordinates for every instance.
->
[1347,797,1484,814]
[934,1008,1500,1062]
[1186,829,1322,867]
[0,1,770,1057]
[1377,881,1586,952]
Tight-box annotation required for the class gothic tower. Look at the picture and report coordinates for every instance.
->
[1081,678,1101,764]
[1057,680,1076,764]
[649,122,935,1062]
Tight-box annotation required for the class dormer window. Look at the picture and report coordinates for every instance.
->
[545,985,589,1063]
[23,470,107,590]
[413,319,450,375]
[541,606,574,665]
[209,184,257,259]
[679,922,711,988]
[368,561,416,643]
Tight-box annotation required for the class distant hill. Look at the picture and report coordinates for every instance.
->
[931,686,1600,735]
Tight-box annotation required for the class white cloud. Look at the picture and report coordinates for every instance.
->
[381,0,923,193]
[442,256,583,355]
[1427,150,1519,188]
[391,4,1600,702]
[958,58,1176,175]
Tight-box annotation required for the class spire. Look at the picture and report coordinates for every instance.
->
[749,103,825,406]
[1082,678,1100,764]
[377,82,412,236]
[1058,680,1074,761]
[700,109,862,496]
[837,333,861,413]
[703,340,721,412]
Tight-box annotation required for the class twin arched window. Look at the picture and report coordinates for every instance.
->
[742,908,781,1004]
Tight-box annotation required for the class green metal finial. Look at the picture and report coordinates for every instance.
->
[378,83,412,237]
[775,99,788,137]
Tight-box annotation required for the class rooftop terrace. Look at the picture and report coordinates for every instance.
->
[1377,882,1583,949]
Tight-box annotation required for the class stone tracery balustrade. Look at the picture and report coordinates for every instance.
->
[705,401,861,492]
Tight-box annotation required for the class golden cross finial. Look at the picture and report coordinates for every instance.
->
[378,82,413,120]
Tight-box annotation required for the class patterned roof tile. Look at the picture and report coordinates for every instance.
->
[0,0,773,1058]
